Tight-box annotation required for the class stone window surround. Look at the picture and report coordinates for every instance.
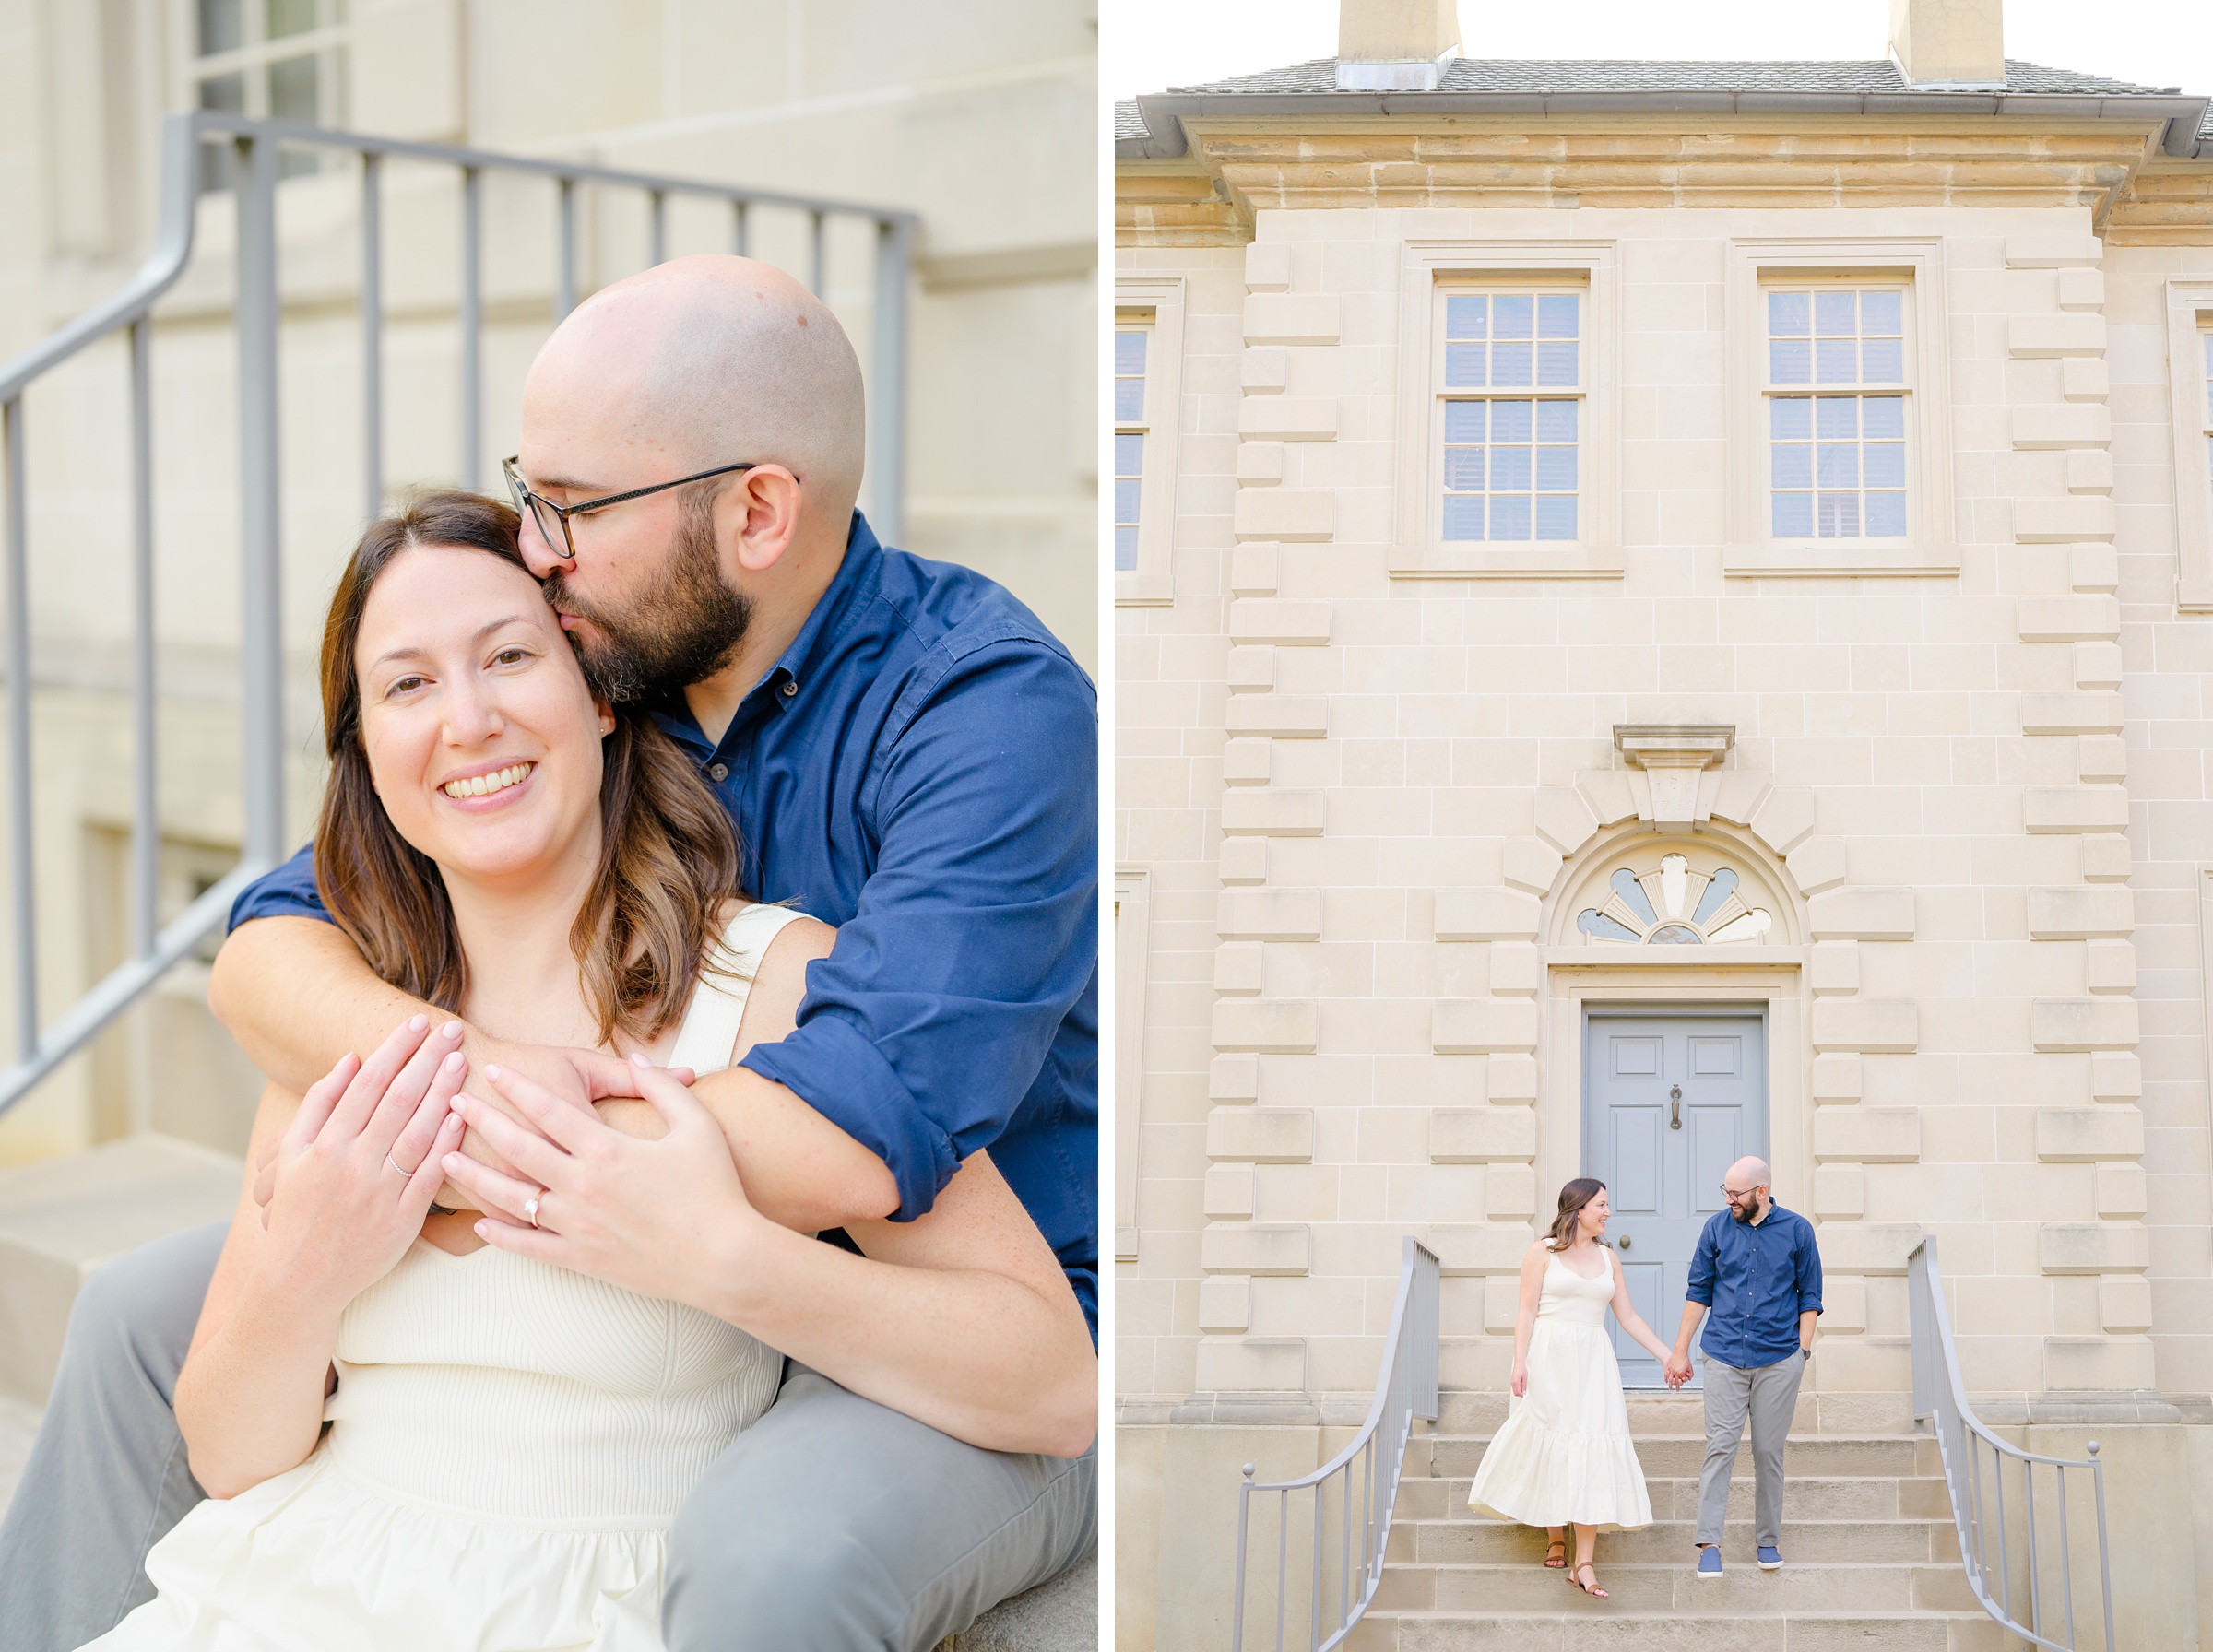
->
[2166,279,2213,609]
[1391,239,1624,580]
[1722,237,1959,579]
[1114,865,1153,1262]
[1113,277,1184,608]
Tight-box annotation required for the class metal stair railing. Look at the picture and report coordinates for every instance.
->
[1232,1235,1439,1652]
[0,109,916,1118]
[1909,1234,2116,1651]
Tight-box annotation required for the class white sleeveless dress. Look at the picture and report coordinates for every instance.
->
[79,903,807,1652]
[1465,1250,1652,1532]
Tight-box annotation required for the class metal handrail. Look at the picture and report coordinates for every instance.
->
[0,110,915,1117]
[1908,1235,2116,1652]
[1232,1236,1439,1652]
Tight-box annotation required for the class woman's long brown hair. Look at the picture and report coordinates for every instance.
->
[313,490,740,1045]
[1544,1177,1608,1252]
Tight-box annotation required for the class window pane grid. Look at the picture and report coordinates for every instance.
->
[1115,328,1148,572]
[1766,286,1908,539]
[1439,290,1581,543]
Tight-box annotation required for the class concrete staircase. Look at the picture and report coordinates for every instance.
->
[1349,1390,2001,1650]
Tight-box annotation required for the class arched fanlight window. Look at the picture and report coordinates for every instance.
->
[1575,853,1773,946]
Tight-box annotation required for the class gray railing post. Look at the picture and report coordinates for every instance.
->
[650,190,667,266]
[809,209,826,296]
[235,130,286,873]
[361,151,383,520]
[731,199,749,256]
[127,316,157,962]
[459,165,482,491]
[556,177,577,323]
[870,215,910,544]
[2,394,32,1058]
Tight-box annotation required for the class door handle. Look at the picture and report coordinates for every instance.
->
[1670,1083,1682,1130]
[1617,1235,1632,1251]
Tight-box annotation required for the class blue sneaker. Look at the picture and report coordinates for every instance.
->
[1757,1545,1783,1571]
[1697,1545,1724,1579]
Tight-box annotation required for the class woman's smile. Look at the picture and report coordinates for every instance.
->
[438,760,539,807]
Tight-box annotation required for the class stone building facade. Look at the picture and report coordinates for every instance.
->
[1114,0,2213,1643]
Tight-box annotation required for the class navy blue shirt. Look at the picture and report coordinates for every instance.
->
[1685,1201,1821,1370]
[231,513,1099,1334]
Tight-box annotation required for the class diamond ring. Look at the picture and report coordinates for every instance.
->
[523,1194,540,1228]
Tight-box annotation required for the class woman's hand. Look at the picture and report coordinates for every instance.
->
[440,1056,763,1308]
[1511,1358,1528,1398]
[257,1014,467,1309]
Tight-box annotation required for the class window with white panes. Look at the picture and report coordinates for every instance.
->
[1764,286,1909,539]
[190,0,350,190]
[1113,321,1149,572]
[2201,324,2212,520]
[1436,289,1582,543]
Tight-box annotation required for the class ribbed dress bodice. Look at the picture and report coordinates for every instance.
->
[1534,1252,1615,1328]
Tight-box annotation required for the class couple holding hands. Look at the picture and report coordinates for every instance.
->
[1467,1159,1823,1598]
[0,254,1097,1652]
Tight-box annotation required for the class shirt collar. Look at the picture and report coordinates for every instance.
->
[647,510,885,761]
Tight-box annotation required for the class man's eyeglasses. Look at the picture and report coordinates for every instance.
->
[502,455,759,564]
[1721,1185,1764,1203]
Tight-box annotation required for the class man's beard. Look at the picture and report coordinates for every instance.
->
[1731,1201,1755,1223]
[541,494,751,704]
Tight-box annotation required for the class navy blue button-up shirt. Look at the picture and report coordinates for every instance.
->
[1685,1201,1821,1371]
[230,513,1098,1333]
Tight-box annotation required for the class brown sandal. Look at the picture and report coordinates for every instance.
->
[1569,1561,1609,1599]
[1543,1536,1567,1568]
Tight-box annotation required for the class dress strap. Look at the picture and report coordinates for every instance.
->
[666,904,810,1076]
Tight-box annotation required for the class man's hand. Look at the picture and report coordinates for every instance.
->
[1663,1351,1694,1388]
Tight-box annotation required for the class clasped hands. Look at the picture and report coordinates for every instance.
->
[254,1013,760,1311]
[1662,1351,1694,1388]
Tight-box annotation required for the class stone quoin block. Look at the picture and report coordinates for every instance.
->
[2090,1051,2141,1101]
[2099,1275,2153,1334]
[2036,1222,2148,1276]
[2061,358,2109,400]
[1228,600,1331,645]
[1211,998,1319,1054]
[2016,596,2120,642]
[1810,998,1919,1053]
[1205,1107,1316,1163]
[1809,941,1860,996]
[1196,1276,1250,1333]
[2014,497,2115,543]
[1225,646,1273,693]
[1489,942,1541,997]
[1430,1107,1539,1163]
[1219,790,1327,837]
[1216,889,1322,940]
[1241,349,1288,394]
[1195,1337,1307,1392]
[1811,1054,1864,1103]
[1486,1164,1536,1219]
[1237,398,1339,441]
[1203,1164,1255,1220]
[1243,242,1291,292]
[2010,405,2111,449]
[2026,887,2134,939]
[1488,1056,1540,1102]
[2073,643,2123,690]
[2034,1106,2143,1162]
[1199,1223,1312,1276]
[2055,266,2106,311]
[1812,1107,1921,1163]
[2023,786,2129,833]
[2018,693,2123,735]
[1233,490,1334,542]
[2084,940,2136,994]
[1433,998,1541,1054]
[1229,543,1280,596]
[2095,1163,2148,1218]
[2065,450,2113,494]
[1219,838,1268,883]
[1235,443,1284,485]
[2080,835,2132,882]
[1210,1055,1260,1102]
[1242,293,1340,346]
[1434,887,1542,941]
[1225,695,1330,738]
[2005,313,2106,358]
[2029,997,2138,1052]
[1213,943,1263,995]
[1813,1164,1865,1219]
[1221,738,1273,785]
[1427,1224,1538,1275]
[2070,545,2119,592]
[2004,236,2103,267]
[1807,888,1916,940]
[1813,1224,1923,1275]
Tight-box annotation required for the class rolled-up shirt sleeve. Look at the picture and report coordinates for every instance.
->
[740,637,1097,1223]
[1686,1218,1719,1307]
[1795,1220,1824,1317]
[227,842,332,929]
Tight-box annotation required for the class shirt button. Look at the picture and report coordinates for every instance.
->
[782,680,799,698]
[707,763,728,783]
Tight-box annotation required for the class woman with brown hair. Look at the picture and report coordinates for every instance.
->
[1465,1177,1675,1599]
[75,493,1095,1651]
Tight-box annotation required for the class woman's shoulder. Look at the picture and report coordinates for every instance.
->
[712,899,834,962]
[1523,1239,1556,1266]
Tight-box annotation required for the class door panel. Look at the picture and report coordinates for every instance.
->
[1583,1011,1768,1388]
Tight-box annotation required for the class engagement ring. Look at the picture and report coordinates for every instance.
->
[523,1194,540,1227]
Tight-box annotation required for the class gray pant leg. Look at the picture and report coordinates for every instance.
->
[1746,1349,1806,1547]
[1695,1360,1753,1548]
[663,1365,1096,1652]
[0,1221,224,1652]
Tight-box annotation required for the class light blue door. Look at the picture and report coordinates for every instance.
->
[1582,1010,1768,1388]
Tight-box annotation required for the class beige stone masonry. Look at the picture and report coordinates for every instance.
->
[1806,888,1917,940]
[1489,942,1541,997]
[1812,1054,1864,1103]
[2011,404,2111,449]
[1812,1107,1922,1162]
[2027,886,2135,938]
[1240,293,1338,346]
[1813,1164,1865,1220]
[1243,242,1291,291]
[2006,313,2106,357]
[2096,1163,2148,1217]
[2090,1051,2141,1101]
[1232,490,1334,541]
[1816,1224,1923,1275]
[2055,267,2106,310]
[2079,836,2132,882]
[1217,791,1326,836]
[1213,943,1263,995]
[1226,600,1330,646]
[2065,451,2113,493]
[1240,349,1287,394]
[2017,596,2121,641]
[1199,1222,1312,1275]
[2023,785,2129,833]
[2028,997,2139,1051]
[1229,543,1280,595]
[1809,942,1860,996]
[1748,788,1817,856]
[2004,236,2103,267]
[1221,738,1272,785]
[1237,398,1337,441]
[1204,1108,1316,1162]
[1809,998,1919,1053]
[2037,1222,2150,1275]
[2083,940,2135,993]
[1501,839,1562,896]
[1432,999,1542,1054]
[1427,1223,1537,1275]
[1786,838,1850,895]
[2070,544,2118,592]
[2076,736,2127,784]
[1215,889,1323,939]
[1235,443,1284,485]
[1193,1337,1308,1395]
[1487,1056,1539,1102]
[2034,1106,2146,1162]
[1225,647,1273,692]
[1210,998,1320,1053]
[1434,888,1542,941]
[2098,1276,2153,1334]
[2061,357,2110,399]
[1195,1276,1250,1332]
[2014,497,2117,542]
[1223,695,1329,738]
[1429,1108,1538,1162]
[2019,691,2124,735]
[2074,643,2123,690]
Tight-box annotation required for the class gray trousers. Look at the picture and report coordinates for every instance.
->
[0,1221,1096,1652]
[1694,1347,1805,1549]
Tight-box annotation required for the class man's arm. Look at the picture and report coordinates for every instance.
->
[208,898,893,1233]
[1795,1219,1823,1351]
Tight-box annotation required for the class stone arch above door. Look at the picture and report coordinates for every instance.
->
[1556,835,1799,950]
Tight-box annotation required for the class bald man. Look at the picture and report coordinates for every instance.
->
[2,258,1096,1652]
[1663,1155,1822,1579]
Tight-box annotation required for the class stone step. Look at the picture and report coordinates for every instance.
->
[1391,1516,1959,1566]
[0,1136,241,1403]
[1419,1433,1936,1480]
[1378,1555,1981,1614]
[1397,1471,1952,1525]
[1435,1391,1918,1437]
[1345,1608,2006,1651]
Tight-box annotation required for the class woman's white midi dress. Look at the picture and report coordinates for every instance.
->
[1465,1250,1652,1532]
[77,904,806,1652]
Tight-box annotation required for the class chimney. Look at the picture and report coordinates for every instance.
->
[1335,0,1461,92]
[1888,0,2006,88]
